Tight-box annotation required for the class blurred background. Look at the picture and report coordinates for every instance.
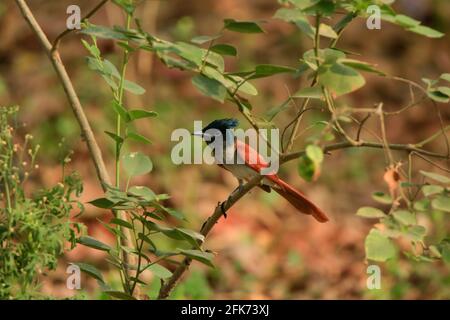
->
[0,0,449,299]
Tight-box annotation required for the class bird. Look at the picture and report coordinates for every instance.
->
[193,118,329,223]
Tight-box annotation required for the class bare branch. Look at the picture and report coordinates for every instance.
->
[282,141,449,163]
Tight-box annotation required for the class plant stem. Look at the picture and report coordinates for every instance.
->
[115,13,132,188]
[2,173,12,213]
[114,12,134,295]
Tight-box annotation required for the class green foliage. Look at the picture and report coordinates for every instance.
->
[0,106,84,299]
[365,229,397,262]
[358,170,450,264]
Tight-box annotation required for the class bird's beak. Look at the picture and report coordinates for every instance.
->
[192,131,203,137]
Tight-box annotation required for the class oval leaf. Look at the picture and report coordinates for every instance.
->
[365,229,396,262]
[357,207,385,219]
[122,152,153,177]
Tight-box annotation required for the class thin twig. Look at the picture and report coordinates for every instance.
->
[52,0,109,52]
[356,113,371,141]
[377,103,394,164]
[282,141,449,163]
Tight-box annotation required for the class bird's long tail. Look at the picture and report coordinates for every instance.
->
[271,179,329,223]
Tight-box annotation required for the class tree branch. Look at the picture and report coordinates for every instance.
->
[282,141,449,163]
[157,174,264,299]
[15,0,111,187]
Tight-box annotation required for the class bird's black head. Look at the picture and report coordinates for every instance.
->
[193,118,239,145]
[202,118,239,135]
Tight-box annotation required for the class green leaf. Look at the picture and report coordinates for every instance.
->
[414,198,430,212]
[123,80,146,95]
[127,131,152,144]
[81,25,128,40]
[405,225,427,242]
[105,131,124,145]
[393,210,416,226]
[437,86,450,97]
[178,249,214,267]
[104,290,137,300]
[340,59,385,76]
[318,23,338,39]
[192,74,227,103]
[73,262,105,284]
[372,192,393,204]
[77,236,111,252]
[210,44,237,56]
[224,19,264,33]
[138,233,156,249]
[318,62,366,97]
[176,228,205,248]
[251,64,296,79]
[289,0,320,10]
[365,229,396,262]
[86,57,104,75]
[205,51,225,72]
[304,0,335,16]
[427,90,449,103]
[101,74,118,90]
[81,39,100,57]
[306,145,323,163]
[191,34,221,44]
[147,264,173,279]
[112,100,130,122]
[128,109,158,121]
[292,86,324,99]
[112,0,135,14]
[438,240,450,263]
[273,7,304,22]
[357,207,385,219]
[420,171,450,184]
[441,73,450,83]
[110,218,133,229]
[298,155,315,182]
[128,186,157,202]
[103,60,121,79]
[432,195,450,212]
[429,245,442,258]
[394,14,421,28]
[122,152,153,177]
[409,25,444,38]
[177,42,206,67]
[89,197,116,209]
[226,75,258,96]
[422,185,444,197]
[157,205,185,220]
[117,41,135,52]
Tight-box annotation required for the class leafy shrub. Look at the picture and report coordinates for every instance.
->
[0,106,84,299]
